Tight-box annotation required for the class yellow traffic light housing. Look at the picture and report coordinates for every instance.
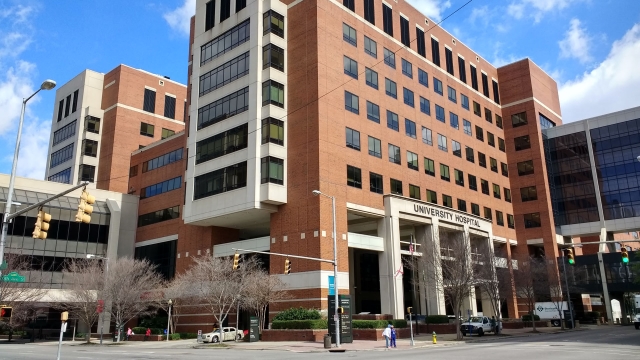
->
[407,307,413,314]
[284,258,291,275]
[0,306,12,320]
[233,252,240,270]
[76,188,95,223]
[566,249,575,265]
[32,208,51,239]
[621,247,629,264]
[337,307,344,314]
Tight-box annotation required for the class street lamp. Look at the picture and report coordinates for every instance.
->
[87,253,109,344]
[0,79,56,278]
[311,190,340,348]
[166,299,173,341]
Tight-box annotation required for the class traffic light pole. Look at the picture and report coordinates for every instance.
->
[561,252,575,330]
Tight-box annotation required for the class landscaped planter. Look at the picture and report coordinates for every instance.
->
[417,323,457,334]
[126,334,165,341]
[261,329,327,342]
[352,328,411,341]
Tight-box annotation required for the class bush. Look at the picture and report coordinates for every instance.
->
[273,307,322,321]
[352,320,407,329]
[132,327,164,335]
[179,333,199,339]
[271,320,328,329]
[139,317,168,329]
[521,314,540,321]
[169,333,181,340]
[425,315,450,324]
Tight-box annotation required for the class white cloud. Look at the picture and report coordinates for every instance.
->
[558,18,592,64]
[507,0,579,22]
[164,0,196,36]
[408,0,452,22]
[559,23,640,122]
[469,6,489,25]
[15,116,50,179]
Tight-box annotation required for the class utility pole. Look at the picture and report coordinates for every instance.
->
[561,250,575,329]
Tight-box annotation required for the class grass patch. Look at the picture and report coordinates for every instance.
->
[202,343,229,348]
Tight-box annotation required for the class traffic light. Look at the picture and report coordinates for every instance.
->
[97,300,104,314]
[566,249,575,265]
[337,307,344,314]
[61,311,68,322]
[233,252,240,270]
[407,307,413,314]
[621,247,629,264]
[32,208,52,239]
[0,307,12,320]
[75,188,95,223]
[284,258,291,275]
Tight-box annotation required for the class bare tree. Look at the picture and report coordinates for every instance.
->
[102,257,164,341]
[512,256,548,332]
[241,270,287,331]
[54,259,104,342]
[475,243,504,322]
[159,280,189,335]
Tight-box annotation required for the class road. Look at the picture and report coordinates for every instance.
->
[1,325,638,359]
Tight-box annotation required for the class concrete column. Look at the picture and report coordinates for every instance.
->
[378,216,404,317]
[348,247,356,311]
[597,252,614,322]
[416,220,446,315]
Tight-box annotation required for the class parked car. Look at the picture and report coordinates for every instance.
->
[202,327,244,343]
[460,316,496,336]
[634,314,640,330]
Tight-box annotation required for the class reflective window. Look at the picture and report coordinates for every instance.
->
[261,118,284,146]
[194,162,247,199]
[138,206,180,227]
[263,45,284,71]
[53,120,76,146]
[367,101,380,123]
[262,80,285,107]
[198,87,249,129]
[50,143,74,168]
[345,91,359,114]
[343,56,358,78]
[388,144,401,164]
[261,157,284,185]
[422,127,432,145]
[366,68,378,89]
[141,177,182,199]
[407,151,418,170]
[200,52,251,96]
[346,127,360,150]
[540,113,556,129]
[370,172,383,193]
[364,36,377,58]
[368,136,382,158]
[202,19,250,65]
[347,165,362,188]
[145,148,184,170]
[424,158,435,176]
[343,23,357,46]
[263,10,284,37]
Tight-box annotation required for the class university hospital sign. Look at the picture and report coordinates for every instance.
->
[413,204,481,228]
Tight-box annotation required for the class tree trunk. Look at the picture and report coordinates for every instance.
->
[531,310,536,332]
[559,310,565,330]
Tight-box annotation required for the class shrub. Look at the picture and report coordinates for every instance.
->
[179,333,199,339]
[139,317,168,329]
[271,320,328,329]
[352,320,407,329]
[273,307,322,321]
[169,333,181,340]
[425,315,450,324]
[132,327,164,335]
[521,314,540,321]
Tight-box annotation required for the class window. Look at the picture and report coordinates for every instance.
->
[263,10,284,38]
[507,214,515,229]
[481,73,490,98]
[400,16,410,46]
[490,157,498,173]
[364,36,377,58]
[478,152,486,167]
[390,178,403,195]
[471,203,480,216]
[473,101,481,116]
[496,211,504,226]
[343,56,358,78]
[450,112,459,130]
[465,146,474,163]
[492,80,500,104]
[424,158,435,176]
[385,78,397,98]
[138,206,180,227]
[201,52,252,96]
[346,127,361,150]
[484,207,492,221]
[261,118,284,146]
[387,110,399,131]
[79,164,95,182]
[262,45,284,71]
[141,176,182,199]
[422,127,432,145]
[236,0,246,12]
[447,86,457,103]
[344,0,355,12]
[198,87,249,129]
[86,116,100,134]
[452,140,461,157]
[517,160,534,176]
[201,19,250,65]
[220,0,231,22]
[437,134,447,152]
[420,97,430,115]
[539,113,555,129]
[407,151,418,170]
[455,169,464,186]
[431,37,440,66]
[470,64,478,90]
[82,139,98,157]
[440,164,450,181]
[416,28,426,57]
[442,194,453,208]
[398,88,413,109]
[433,77,443,95]
[53,120,77,146]
[511,112,528,127]
[475,126,484,141]
[72,89,79,113]
[458,199,467,212]
[347,165,362,188]
[364,0,375,24]
[405,119,416,138]
[498,137,505,152]
[388,144,401,164]
[401,58,413,78]
[514,135,531,150]
[140,122,155,137]
[493,183,501,199]
[261,157,284,185]
[481,179,489,195]
[65,94,71,117]
[409,184,421,199]
[504,188,511,202]
[463,120,472,136]
[345,91,359,114]
[143,89,156,113]
[205,0,215,30]
[524,213,541,228]
[461,94,469,110]
[487,132,495,147]
[57,100,64,121]
[343,23,357,46]
[383,48,396,68]
[496,115,503,129]
[368,136,382,158]
[367,101,380,122]
[418,68,428,87]
[47,168,71,184]
[382,4,393,35]
[468,174,477,191]
[501,162,508,177]
[162,128,175,139]
[484,109,492,124]
[50,143,74,168]
[370,172,383,194]
[130,165,138,178]
[435,105,445,122]
[145,148,184,170]
[520,186,538,202]
[262,80,285,107]
[426,190,437,204]
[458,56,467,83]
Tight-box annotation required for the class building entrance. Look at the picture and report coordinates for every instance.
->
[352,249,381,314]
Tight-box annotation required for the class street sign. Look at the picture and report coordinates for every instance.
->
[1,272,25,283]
[0,261,7,270]
[328,295,353,344]
[328,276,335,296]
[249,316,260,342]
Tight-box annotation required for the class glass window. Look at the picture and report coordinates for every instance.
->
[138,206,180,227]
[440,164,450,181]
[383,48,396,68]
[141,176,182,199]
[476,125,484,141]
[424,158,435,176]
[539,113,556,129]
[345,91,359,114]
[388,144,401,164]
[517,160,534,176]
[143,89,156,113]
[433,77,443,95]
[405,119,416,138]
[455,169,464,186]
[49,167,71,184]
[496,115,503,129]
[409,184,421,199]
[431,37,440,66]
[390,178,403,195]
[402,58,413,78]
[364,36,377,58]
[382,4,393,36]
[450,112,459,129]
[161,128,175,139]
[403,88,414,107]
[481,179,489,195]
[346,127,360,150]
[507,214,515,229]
[452,140,461,157]
[501,162,508,177]
[85,116,100,134]
[343,0,355,11]
[487,132,495,147]
[407,151,418,170]
[365,68,378,89]
[445,47,454,75]
[370,172,383,194]
[461,94,469,110]
[197,125,247,163]
[262,81,285,107]
[146,148,185,169]
[130,165,138,177]
[367,101,380,123]
[473,101,481,116]
[447,86,457,103]
[485,108,493,124]
[387,110,399,131]
[524,213,541,228]
[468,174,477,191]
[53,120,77,145]
[471,203,480,216]
[420,97,430,115]
[493,183,501,199]
[343,56,358,78]
[478,152,486,168]
[496,211,504,226]
[261,157,284,185]
[437,134,447,152]
[82,139,98,157]
[426,190,437,203]
[484,207,492,222]
[422,127,432,145]
[504,188,511,202]
[514,135,531,151]
[261,118,284,146]
[203,52,251,95]
[490,157,498,172]
[385,78,397,98]
[79,164,96,182]
[442,194,453,208]
[368,136,382,158]
[194,162,247,199]
[201,19,250,64]
[498,137,505,152]
[140,122,155,137]
[347,165,362,188]
[198,87,249,129]
[458,199,467,212]
[263,10,284,37]
[520,186,537,202]
[435,105,445,122]
[343,23,357,46]
[511,112,528,127]
[418,68,428,87]
[465,146,474,163]
[400,16,410,46]
[463,119,472,136]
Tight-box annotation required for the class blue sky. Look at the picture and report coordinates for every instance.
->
[1,0,640,180]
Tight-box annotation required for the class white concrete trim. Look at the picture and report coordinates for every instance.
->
[458,54,465,60]
[481,70,488,75]
[103,103,185,125]
[527,238,544,245]
[415,24,424,31]
[431,35,439,41]
[135,234,178,248]
[165,93,177,98]
[275,270,349,290]
[347,232,384,251]
[492,235,507,243]
[214,236,270,257]
[346,202,385,217]
[501,96,563,120]
[382,1,392,9]
[509,239,517,246]
[444,45,452,51]
[399,12,409,20]
[104,80,115,89]
[144,85,157,91]
[122,64,186,88]
[288,0,304,8]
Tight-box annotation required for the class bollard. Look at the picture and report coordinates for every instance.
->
[432,331,437,344]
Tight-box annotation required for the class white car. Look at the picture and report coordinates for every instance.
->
[202,327,244,343]
[460,316,495,336]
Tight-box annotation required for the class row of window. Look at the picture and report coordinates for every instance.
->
[79,164,95,182]
[141,148,184,174]
[194,161,247,200]
[50,143,74,169]
[140,176,182,199]
[199,52,250,97]
[48,168,71,184]
[204,0,247,31]
[197,87,250,130]
[82,139,98,157]
[138,205,180,227]
[57,89,79,122]
[53,120,76,146]
[196,123,248,164]
[143,89,177,119]
[201,19,251,65]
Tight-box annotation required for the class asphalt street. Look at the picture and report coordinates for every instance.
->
[1,325,638,360]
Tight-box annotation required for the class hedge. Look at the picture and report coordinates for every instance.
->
[271,320,328,329]
[132,327,164,335]
[352,320,407,329]
[521,314,541,321]
[425,315,450,324]
[273,307,322,321]
[169,333,181,340]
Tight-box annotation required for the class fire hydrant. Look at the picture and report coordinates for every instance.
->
[432,331,437,344]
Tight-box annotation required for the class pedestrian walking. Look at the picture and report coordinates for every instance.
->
[126,327,133,341]
[144,328,151,341]
[382,324,392,349]
[390,325,397,348]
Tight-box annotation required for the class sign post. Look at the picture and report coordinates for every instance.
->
[197,329,203,343]
[328,295,353,344]
[57,312,68,360]
[249,316,260,342]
